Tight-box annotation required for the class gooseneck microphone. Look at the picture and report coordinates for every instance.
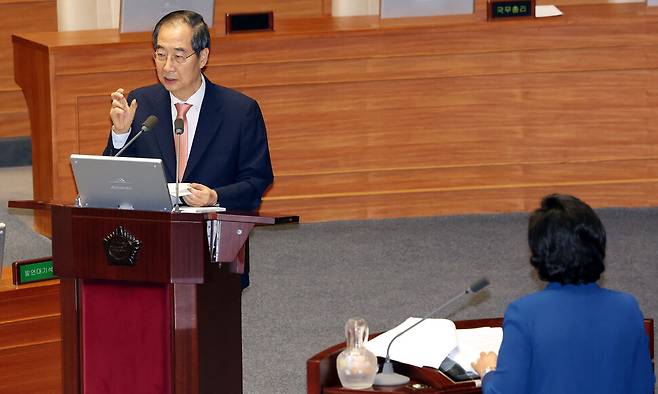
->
[373,277,491,386]
[114,115,159,157]
[173,118,185,212]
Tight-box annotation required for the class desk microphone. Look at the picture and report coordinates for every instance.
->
[114,115,159,157]
[173,118,185,212]
[373,277,490,386]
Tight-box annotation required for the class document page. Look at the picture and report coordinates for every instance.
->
[366,318,457,368]
[168,183,193,197]
[179,206,226,213]
[447,327,503,374]
[535,5,562,18]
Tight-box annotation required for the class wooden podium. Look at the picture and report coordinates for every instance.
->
[49,204,273,394]
[307,318,655,394]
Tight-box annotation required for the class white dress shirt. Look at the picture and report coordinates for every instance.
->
[112,75,207,156]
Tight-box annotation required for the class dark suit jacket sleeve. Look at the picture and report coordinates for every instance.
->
[214,100,273,211]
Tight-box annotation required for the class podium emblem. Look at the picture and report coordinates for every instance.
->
[103,226,141,266]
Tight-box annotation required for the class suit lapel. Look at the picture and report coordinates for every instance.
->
[152,88,176,181]
[184,81,224,179]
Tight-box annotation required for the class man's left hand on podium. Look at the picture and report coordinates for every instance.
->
[182,183,218,207]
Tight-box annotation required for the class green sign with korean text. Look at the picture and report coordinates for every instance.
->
[16,260,55,284]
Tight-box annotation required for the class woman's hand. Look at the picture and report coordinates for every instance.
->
[471,351,498,377]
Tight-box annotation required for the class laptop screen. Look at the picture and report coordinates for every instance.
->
[70,154,173,212]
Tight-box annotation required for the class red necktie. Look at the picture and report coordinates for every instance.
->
[174,102,192,181]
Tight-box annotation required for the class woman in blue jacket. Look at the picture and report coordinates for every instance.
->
[472,194,655,394]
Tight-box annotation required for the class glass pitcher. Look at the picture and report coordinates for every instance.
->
[336,317,378,389]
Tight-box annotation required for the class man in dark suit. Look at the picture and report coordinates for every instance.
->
[104,10,273,211]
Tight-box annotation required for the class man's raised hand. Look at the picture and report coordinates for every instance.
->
[109,88,138,133]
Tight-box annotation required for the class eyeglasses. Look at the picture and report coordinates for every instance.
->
[153,50,196,64]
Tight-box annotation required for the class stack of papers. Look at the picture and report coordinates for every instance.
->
[168,183,192,197]
[448,327,503,373]
[366,318,458,368]
[167,183,227,213]
[365,318,503,371]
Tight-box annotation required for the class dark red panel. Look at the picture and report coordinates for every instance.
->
[80,280,172,394]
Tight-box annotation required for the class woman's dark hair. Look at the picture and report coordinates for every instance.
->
[152,10,210,55]
[528,194,606,284]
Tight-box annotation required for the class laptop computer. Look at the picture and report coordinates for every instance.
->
[120,0,215,33]
[70,154,173,212]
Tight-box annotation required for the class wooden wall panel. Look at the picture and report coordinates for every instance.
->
[0,278,61,394]
[0,0,57,78]
[0,315,60,348]
[269,159,658,196]
[261,182,658,222]
[0,342,61,394]
[0,0,56,138]
[0,280,60,321]
[13,3,658,233]
[243,69,653,172]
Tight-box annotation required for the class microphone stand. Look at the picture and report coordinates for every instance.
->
[173,118,185,213]
[114,128,144,157]
[114,115,159,157]
[373,278,490,386]
[174,132,181,213]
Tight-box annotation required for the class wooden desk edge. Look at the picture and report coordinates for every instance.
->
[8,200,53,211]
[7,200,293,225]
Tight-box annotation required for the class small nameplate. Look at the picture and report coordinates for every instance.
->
[12,257,56,285]
[103,226,141,266]
[488,0,534,20]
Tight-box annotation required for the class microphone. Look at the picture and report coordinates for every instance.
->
[373,277,490,386]
[114,115,159,157]
[173,118,185,212]
[174,118,184,135]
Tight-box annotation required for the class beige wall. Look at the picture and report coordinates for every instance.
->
[332,0,379,16]
[57,0,120,31]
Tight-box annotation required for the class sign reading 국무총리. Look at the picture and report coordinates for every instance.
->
[488,0,535,19]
